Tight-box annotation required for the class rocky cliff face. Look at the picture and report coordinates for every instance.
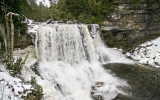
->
[101,0,160,51]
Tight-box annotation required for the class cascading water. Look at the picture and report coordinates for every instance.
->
[23,24,132,100]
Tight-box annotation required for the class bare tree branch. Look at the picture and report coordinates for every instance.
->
[6,12,19,17]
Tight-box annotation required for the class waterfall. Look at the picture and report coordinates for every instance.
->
[35,24,131,64]
[35,24,102,63]
[27,24,132,100]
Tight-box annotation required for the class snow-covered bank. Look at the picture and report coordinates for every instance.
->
[0,64,32,100]
[0,46,42,100]
[127,37,160,68]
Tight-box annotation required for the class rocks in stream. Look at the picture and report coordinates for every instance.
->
[30,62,42,78]
[91,82,105,100]
[91,82,118,100]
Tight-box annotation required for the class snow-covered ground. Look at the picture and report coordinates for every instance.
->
[0,64,32,100]
[126,37,160,68]
[13,46,58,100]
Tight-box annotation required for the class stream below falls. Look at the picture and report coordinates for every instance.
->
[104,64,160,100]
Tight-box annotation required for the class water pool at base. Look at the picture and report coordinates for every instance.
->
[104,64,160,100]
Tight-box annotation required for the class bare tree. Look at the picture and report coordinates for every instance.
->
[5,15,10,62]
[2,0,19,67]
[10,13,14,67]
[5,12,19,67]
[2,0,10,61]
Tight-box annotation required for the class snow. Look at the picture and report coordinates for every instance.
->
[0,64,32,100]
[0,46,39,99]
[13,56,21,64]
[13,46,57,99]
[6,12,19,18]
[127,36,160,68]
[22,17,37,37]
[27,25,38,38]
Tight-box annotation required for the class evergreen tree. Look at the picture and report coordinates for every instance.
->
[49,0,114,24]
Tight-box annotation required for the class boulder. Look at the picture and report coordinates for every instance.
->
[91,82,105,100]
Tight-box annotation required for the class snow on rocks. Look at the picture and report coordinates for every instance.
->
[26,19,38,38]
[21,17,37,39]
[26,18,47,39]
[0,64,32,100]
[91,82,118,100]
[127,37,160,68]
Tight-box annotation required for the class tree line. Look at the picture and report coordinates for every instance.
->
[1,0,115,27]
[50,0,115,24]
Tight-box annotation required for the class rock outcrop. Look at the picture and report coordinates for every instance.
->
[14,34,32,48]
[101,0,160,51]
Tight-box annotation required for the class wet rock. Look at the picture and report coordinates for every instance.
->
[91,82,118,100]
[31,62,42,78]
[91,82,105,100]
[14,34,32,49]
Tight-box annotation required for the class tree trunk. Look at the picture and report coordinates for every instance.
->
[10,13,14,67]
[5,15,11,62]
[5,12,19,67]
[0,24,7,56]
